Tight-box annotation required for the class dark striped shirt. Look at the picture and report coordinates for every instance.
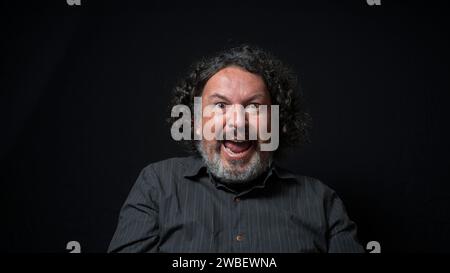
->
[108,156,364,253]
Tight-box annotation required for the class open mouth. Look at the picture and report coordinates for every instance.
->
[221,140,256,159]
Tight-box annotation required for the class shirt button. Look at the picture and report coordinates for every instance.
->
[235,234,244,241]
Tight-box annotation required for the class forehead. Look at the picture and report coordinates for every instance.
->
[202,66,269,101]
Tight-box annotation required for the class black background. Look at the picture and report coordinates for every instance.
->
[1,0,449,252]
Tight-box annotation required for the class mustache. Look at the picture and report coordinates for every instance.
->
[212,125,258,141]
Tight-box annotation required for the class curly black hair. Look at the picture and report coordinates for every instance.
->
[168,44,311,156]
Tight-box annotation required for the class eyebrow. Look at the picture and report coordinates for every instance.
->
[246,94,266,102]
[207,94,231,103]
[207,93,268,103]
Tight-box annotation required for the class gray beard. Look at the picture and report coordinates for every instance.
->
[196,141,272,184]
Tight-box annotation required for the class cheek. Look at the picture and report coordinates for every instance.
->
[213,114,225,132]
[255,111,272,132]
[248,116,258,131]
[202,112,225,136]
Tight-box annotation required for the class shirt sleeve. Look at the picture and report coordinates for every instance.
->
[108,166,160,253]
[326,190,365,253]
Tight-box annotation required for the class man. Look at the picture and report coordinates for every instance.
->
[108,45,364,253]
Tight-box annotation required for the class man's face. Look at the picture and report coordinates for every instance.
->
[197,66,273,183]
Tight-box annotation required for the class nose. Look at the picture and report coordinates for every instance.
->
[225,104,247,139]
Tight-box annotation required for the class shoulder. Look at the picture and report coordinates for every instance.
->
[302,176,338,200]
[129,156,201,199]
[136,156,203,192]
[275,165,338,201]
[141,156,200,175]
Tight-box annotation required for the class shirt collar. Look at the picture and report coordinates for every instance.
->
[183,155,208,178]
[183,155,297,181]
[271,163,297,180]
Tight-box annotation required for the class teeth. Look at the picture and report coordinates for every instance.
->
[224,146,243,156]
[224,146,236,155]
[224,144,245,155]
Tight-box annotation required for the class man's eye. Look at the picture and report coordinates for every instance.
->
[246,103,260,110]
[215,102,226,109]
